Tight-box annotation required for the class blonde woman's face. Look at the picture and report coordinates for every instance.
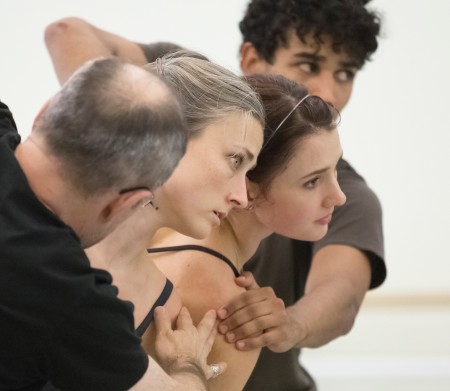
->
[156,112,263,239]
[254,128,346,241]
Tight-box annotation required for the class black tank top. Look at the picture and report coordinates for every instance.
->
[135,278,173,337]
[147,244,240,278]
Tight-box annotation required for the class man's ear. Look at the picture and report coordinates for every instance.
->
[240,42,269,76]
[100,189,153,223]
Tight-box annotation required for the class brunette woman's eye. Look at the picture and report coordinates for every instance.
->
[304,177,320,189]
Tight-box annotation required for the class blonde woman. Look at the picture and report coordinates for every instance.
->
[45,20,266,385]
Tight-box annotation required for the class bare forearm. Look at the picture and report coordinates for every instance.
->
[288,245,371,349]
[288,278,363,349]
[45,17,147,85]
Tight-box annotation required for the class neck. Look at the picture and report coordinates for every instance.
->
[152,209,272,271]
[224,208,273,264]
[87,206,161,271]
[15,135,89,226]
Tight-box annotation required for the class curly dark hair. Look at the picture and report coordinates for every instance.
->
[239,0,381,67]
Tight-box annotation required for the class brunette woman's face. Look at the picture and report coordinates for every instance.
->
[253,128,346,241]
[155,112,263,239]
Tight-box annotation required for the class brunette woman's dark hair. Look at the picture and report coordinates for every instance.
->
[245,73,338,194]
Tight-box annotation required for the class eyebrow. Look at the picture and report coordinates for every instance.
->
[243,148,255,162]
[340,60,360,69]
[300,166,329,180]
[293,52,325,62]
[292,52,360,69]
[300,153,343,180]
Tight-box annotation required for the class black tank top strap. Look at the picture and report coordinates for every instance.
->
[147,244,240,278]
[136,278,173,337]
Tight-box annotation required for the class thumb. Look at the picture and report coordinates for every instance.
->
[234,271,260,290]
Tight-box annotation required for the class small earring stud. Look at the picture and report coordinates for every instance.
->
[143,195,159,210]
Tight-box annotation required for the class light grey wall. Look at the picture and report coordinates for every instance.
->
[342,0,450,296]
[2,0,449,297]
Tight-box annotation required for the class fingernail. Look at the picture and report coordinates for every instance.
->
[217,309,227,318]
[155,306,164,314]
[236,341,245,349]
[219,324,228,334]
[227,332,235,342]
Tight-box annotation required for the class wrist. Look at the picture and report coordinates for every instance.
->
[169,360,208,390]
[286,307,307,349]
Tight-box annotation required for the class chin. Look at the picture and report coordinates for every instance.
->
[289,226,328,242]
[309,227,329,241]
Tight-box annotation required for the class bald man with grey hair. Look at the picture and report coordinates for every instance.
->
[0,57,220,390]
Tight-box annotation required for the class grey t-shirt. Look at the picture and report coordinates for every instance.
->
[243,158,386,391]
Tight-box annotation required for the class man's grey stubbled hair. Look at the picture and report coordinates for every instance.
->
[35,58,187,196]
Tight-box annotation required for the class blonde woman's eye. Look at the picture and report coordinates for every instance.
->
[231,153,244,169]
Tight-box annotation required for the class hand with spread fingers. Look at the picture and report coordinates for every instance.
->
[154,306,227,385]
[217,272,296,352]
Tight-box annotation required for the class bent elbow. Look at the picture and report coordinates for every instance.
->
[339,316,355,336]
[44,17,84,47]
[339,300,360,336]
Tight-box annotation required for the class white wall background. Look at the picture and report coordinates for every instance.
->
[2,0,450,389]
